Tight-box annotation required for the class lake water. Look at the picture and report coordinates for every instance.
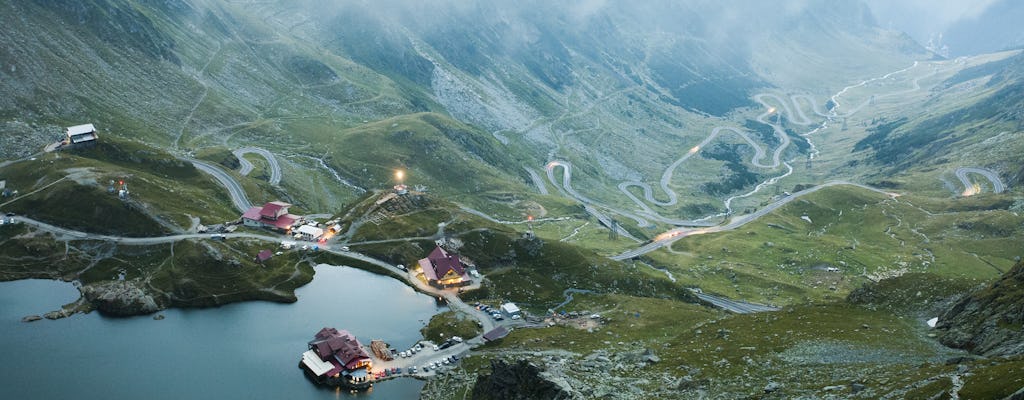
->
[0,265,444,399]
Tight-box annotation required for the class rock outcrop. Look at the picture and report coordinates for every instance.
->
[80,280,163,316]
[936,260,1024,357]
[471,359,576,400]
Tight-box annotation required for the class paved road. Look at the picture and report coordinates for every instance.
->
[457,205,570,225]
[611,181,897,260]
[955,167,1006,195]
[187,158,253,212]
[232,147,282,186]
[14,216,281,244]
[692,290,779,314]
[612,90,821,226]
[545,160,644,241]
[524,166,549,195]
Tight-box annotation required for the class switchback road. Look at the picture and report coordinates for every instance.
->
[232,147,282,186]
[955,167,1006,195]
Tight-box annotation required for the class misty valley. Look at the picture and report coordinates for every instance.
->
[1,1,1023,399]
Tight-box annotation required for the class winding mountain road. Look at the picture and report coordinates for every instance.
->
[611,181,898,261]
[613,92,801,226]
[187,158,253,212]
[232,147,282,186]
[955,167,1006,195]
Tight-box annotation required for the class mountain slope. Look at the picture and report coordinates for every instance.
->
[938,259,1024,357]
[1,0,931,217]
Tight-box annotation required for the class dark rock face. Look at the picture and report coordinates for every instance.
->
[470,359,573,400]
[81,280,162,317]
[937,260,1024,357]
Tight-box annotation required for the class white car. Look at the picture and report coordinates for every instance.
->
[433,344,439,351]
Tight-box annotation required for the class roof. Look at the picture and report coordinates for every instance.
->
[257,250,273,261]
[241,207,297,230]
[500,303,521,314]
[483,326,509,342]
[242,207,262,221]
[418,258,437,280]
[296,225,323,236]
[301,349,335,376]
[259,201,291,218]
[308,328,370,369]
[66,124,96,136]
[269,214,297,230]
[419,246,466,281]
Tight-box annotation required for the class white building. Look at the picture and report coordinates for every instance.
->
[66,124,98,144]
[295,225,324,241]
[500,303,521,317]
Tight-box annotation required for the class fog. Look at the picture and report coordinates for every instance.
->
[864,0,1023,56]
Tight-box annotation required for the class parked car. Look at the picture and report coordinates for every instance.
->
[433,344,439,351]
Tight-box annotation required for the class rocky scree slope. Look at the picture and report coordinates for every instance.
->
[938,259,1024,357]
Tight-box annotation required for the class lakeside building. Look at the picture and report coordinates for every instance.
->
[241,201,298,231]
[301,327,372,389]
[416,246,471,289]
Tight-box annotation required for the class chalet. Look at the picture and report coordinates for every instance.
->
[417,246,471,289]
[241,201,298,231]
[302,328,372,388]
[65,124,98,145]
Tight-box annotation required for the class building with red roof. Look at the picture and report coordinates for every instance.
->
[308,327,372,373]
[256,249,273,263]
[417,246,471,288]
[241,201,299,231]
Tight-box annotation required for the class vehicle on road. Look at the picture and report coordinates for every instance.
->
[210,234,226,241]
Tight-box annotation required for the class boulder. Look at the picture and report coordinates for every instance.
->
[470,359,576,400]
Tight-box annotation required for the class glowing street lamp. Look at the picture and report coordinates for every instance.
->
[394,169,408,195]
